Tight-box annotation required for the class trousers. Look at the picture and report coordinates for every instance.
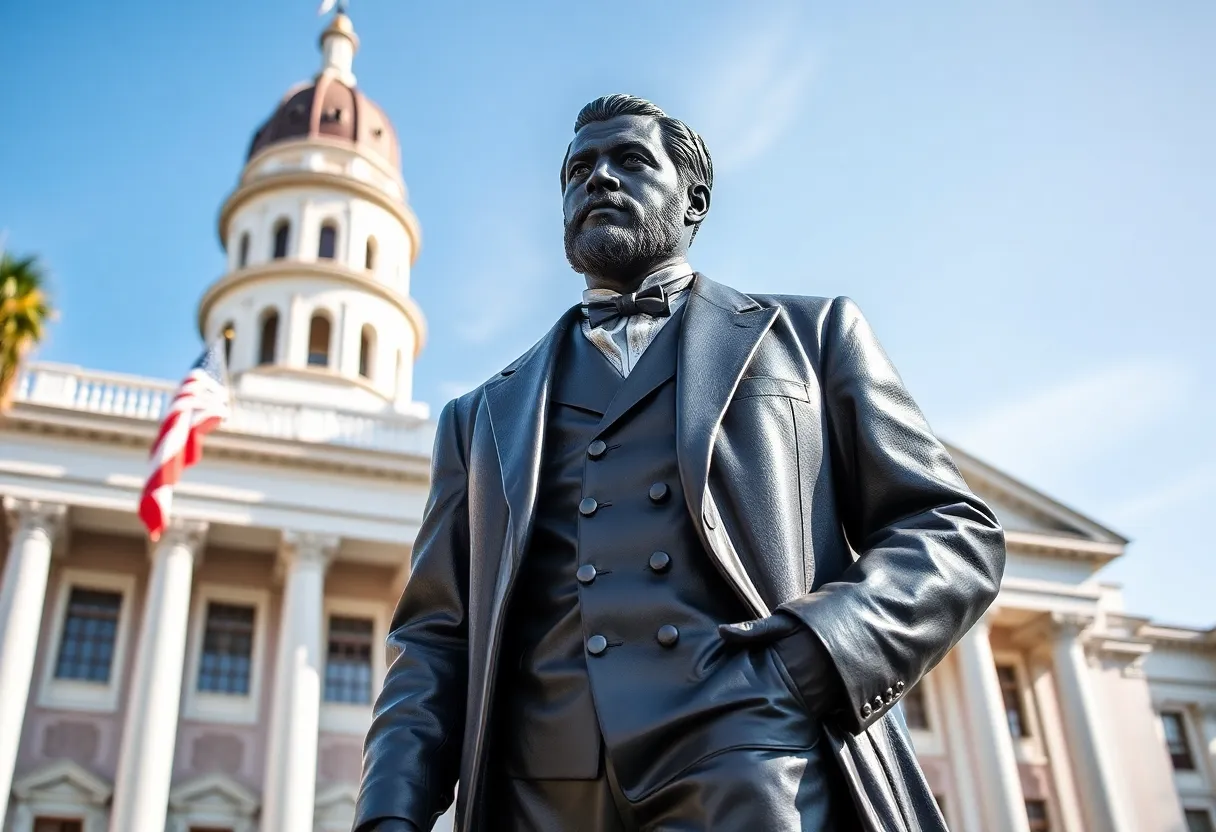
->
[491,737,843,832]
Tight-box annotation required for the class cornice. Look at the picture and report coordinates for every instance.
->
[197,260,428,358]
[1,402,432,483]
[231,364,392,402]
[242,136,402,191]
[1004,530,1124,564]
[217,169,422,265]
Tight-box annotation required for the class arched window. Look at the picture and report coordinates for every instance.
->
[258,311,279,365]
[318,222,337,260]
[308,313,332,367]
[272,220,291,259]
[358,325,375,379]
[222,322,235,367]
[364,236,378,271]
[237,233,250,268]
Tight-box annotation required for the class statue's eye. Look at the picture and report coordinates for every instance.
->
[622,153,646,167]
[568,163,590,179]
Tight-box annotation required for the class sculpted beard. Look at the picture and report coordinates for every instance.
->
[564,193,686,278]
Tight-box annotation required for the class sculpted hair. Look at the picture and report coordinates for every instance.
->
[560,93,714,200]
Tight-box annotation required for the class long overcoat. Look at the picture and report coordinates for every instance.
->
[355,274,1006,832]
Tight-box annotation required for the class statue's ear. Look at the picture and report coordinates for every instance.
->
[685,182,711,226]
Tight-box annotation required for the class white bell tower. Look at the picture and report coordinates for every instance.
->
[201,11,427,417]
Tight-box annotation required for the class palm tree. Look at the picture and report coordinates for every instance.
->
[0,252,53,410]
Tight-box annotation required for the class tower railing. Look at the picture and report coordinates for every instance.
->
[12,363,435,456]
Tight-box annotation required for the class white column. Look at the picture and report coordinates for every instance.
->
[1050,613,1133,832]
[955,615,1030,832]
[261,531,337,832]
[1026,652,1085,832]
[936,654,987,832]
[1201,706,1216,790]
[109,519,208,832]
[0,498,66,832]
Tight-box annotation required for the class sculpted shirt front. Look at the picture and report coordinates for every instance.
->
[580,261,695,377]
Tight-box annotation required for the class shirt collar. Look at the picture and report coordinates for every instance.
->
[581,261,695,306]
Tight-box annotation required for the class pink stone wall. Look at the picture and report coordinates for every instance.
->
[14,531,148,784]
[172,545,279,792]
[1097,657,1188,831]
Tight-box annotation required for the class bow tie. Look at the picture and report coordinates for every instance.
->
[585,283,672,329]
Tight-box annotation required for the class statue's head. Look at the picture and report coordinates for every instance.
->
[561,94,713,290]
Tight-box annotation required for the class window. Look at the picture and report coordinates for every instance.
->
[325,616,374,704]
[365,236,378,271]
[359,325,375,379]
[34,820,83,832]
[1025,799,1050,832]
[258,311,278,365]
[318,222,337,259]
[996,664,1027,738]
[222,322,235,368]
[1162,711,1196,770]
[53,588,122,683]
[1186,809,1215,832]
[272,220,290,259]
[197,603,255,695]
[903,682,929,730]
[308,314,331,367]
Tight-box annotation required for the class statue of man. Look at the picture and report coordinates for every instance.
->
[354,94,1005,832]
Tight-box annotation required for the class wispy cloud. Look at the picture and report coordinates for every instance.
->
[1106,467,1216,526]
[949,358,1192,484]
[437,379,478,402]
[687,5,817,172]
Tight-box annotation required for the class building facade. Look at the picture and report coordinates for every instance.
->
[0,12,1214,832]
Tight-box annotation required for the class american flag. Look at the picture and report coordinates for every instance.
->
[138,340,231,541]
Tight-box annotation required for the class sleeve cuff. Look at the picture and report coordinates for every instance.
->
[772,612,848,719]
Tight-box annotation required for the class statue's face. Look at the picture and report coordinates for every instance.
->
[562,115,688,283]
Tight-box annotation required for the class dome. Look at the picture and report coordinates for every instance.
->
[245,14,400,171]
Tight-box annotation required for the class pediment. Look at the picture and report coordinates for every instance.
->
[169,772,259,815]
[12,760,112,805]
[947,443,1127,552]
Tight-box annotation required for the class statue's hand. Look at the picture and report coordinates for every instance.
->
[718,612,801,645]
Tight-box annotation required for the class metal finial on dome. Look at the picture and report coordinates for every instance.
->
[317,1,359,84]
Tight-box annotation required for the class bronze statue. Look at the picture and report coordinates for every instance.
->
[354,94,1005,832]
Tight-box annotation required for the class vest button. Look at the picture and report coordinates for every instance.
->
[648,482,670,503]
[578,497,599,517]
[861,703,873,718]
[576,564,598,584]
[587,440,607,459]
[656,624,679,647]
[587,635,608,656]
[648,551,671,573]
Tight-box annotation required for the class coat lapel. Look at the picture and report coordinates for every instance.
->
[677,274,779,617]
[483,305,579,592]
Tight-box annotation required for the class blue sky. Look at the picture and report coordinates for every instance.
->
[4,1,1213,626]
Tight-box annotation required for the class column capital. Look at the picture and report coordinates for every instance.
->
[277,530,339,577]
[149,518,209,561]
[2,497,67,547]
[1050,611,1097,638]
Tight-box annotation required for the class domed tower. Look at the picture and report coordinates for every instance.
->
[202,11,427,417]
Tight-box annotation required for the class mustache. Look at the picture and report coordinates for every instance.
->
[572,195,636,227]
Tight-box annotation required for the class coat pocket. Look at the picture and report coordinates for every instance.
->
[733,375,811,402]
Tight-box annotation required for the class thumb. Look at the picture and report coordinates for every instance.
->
[719,615,793,645]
